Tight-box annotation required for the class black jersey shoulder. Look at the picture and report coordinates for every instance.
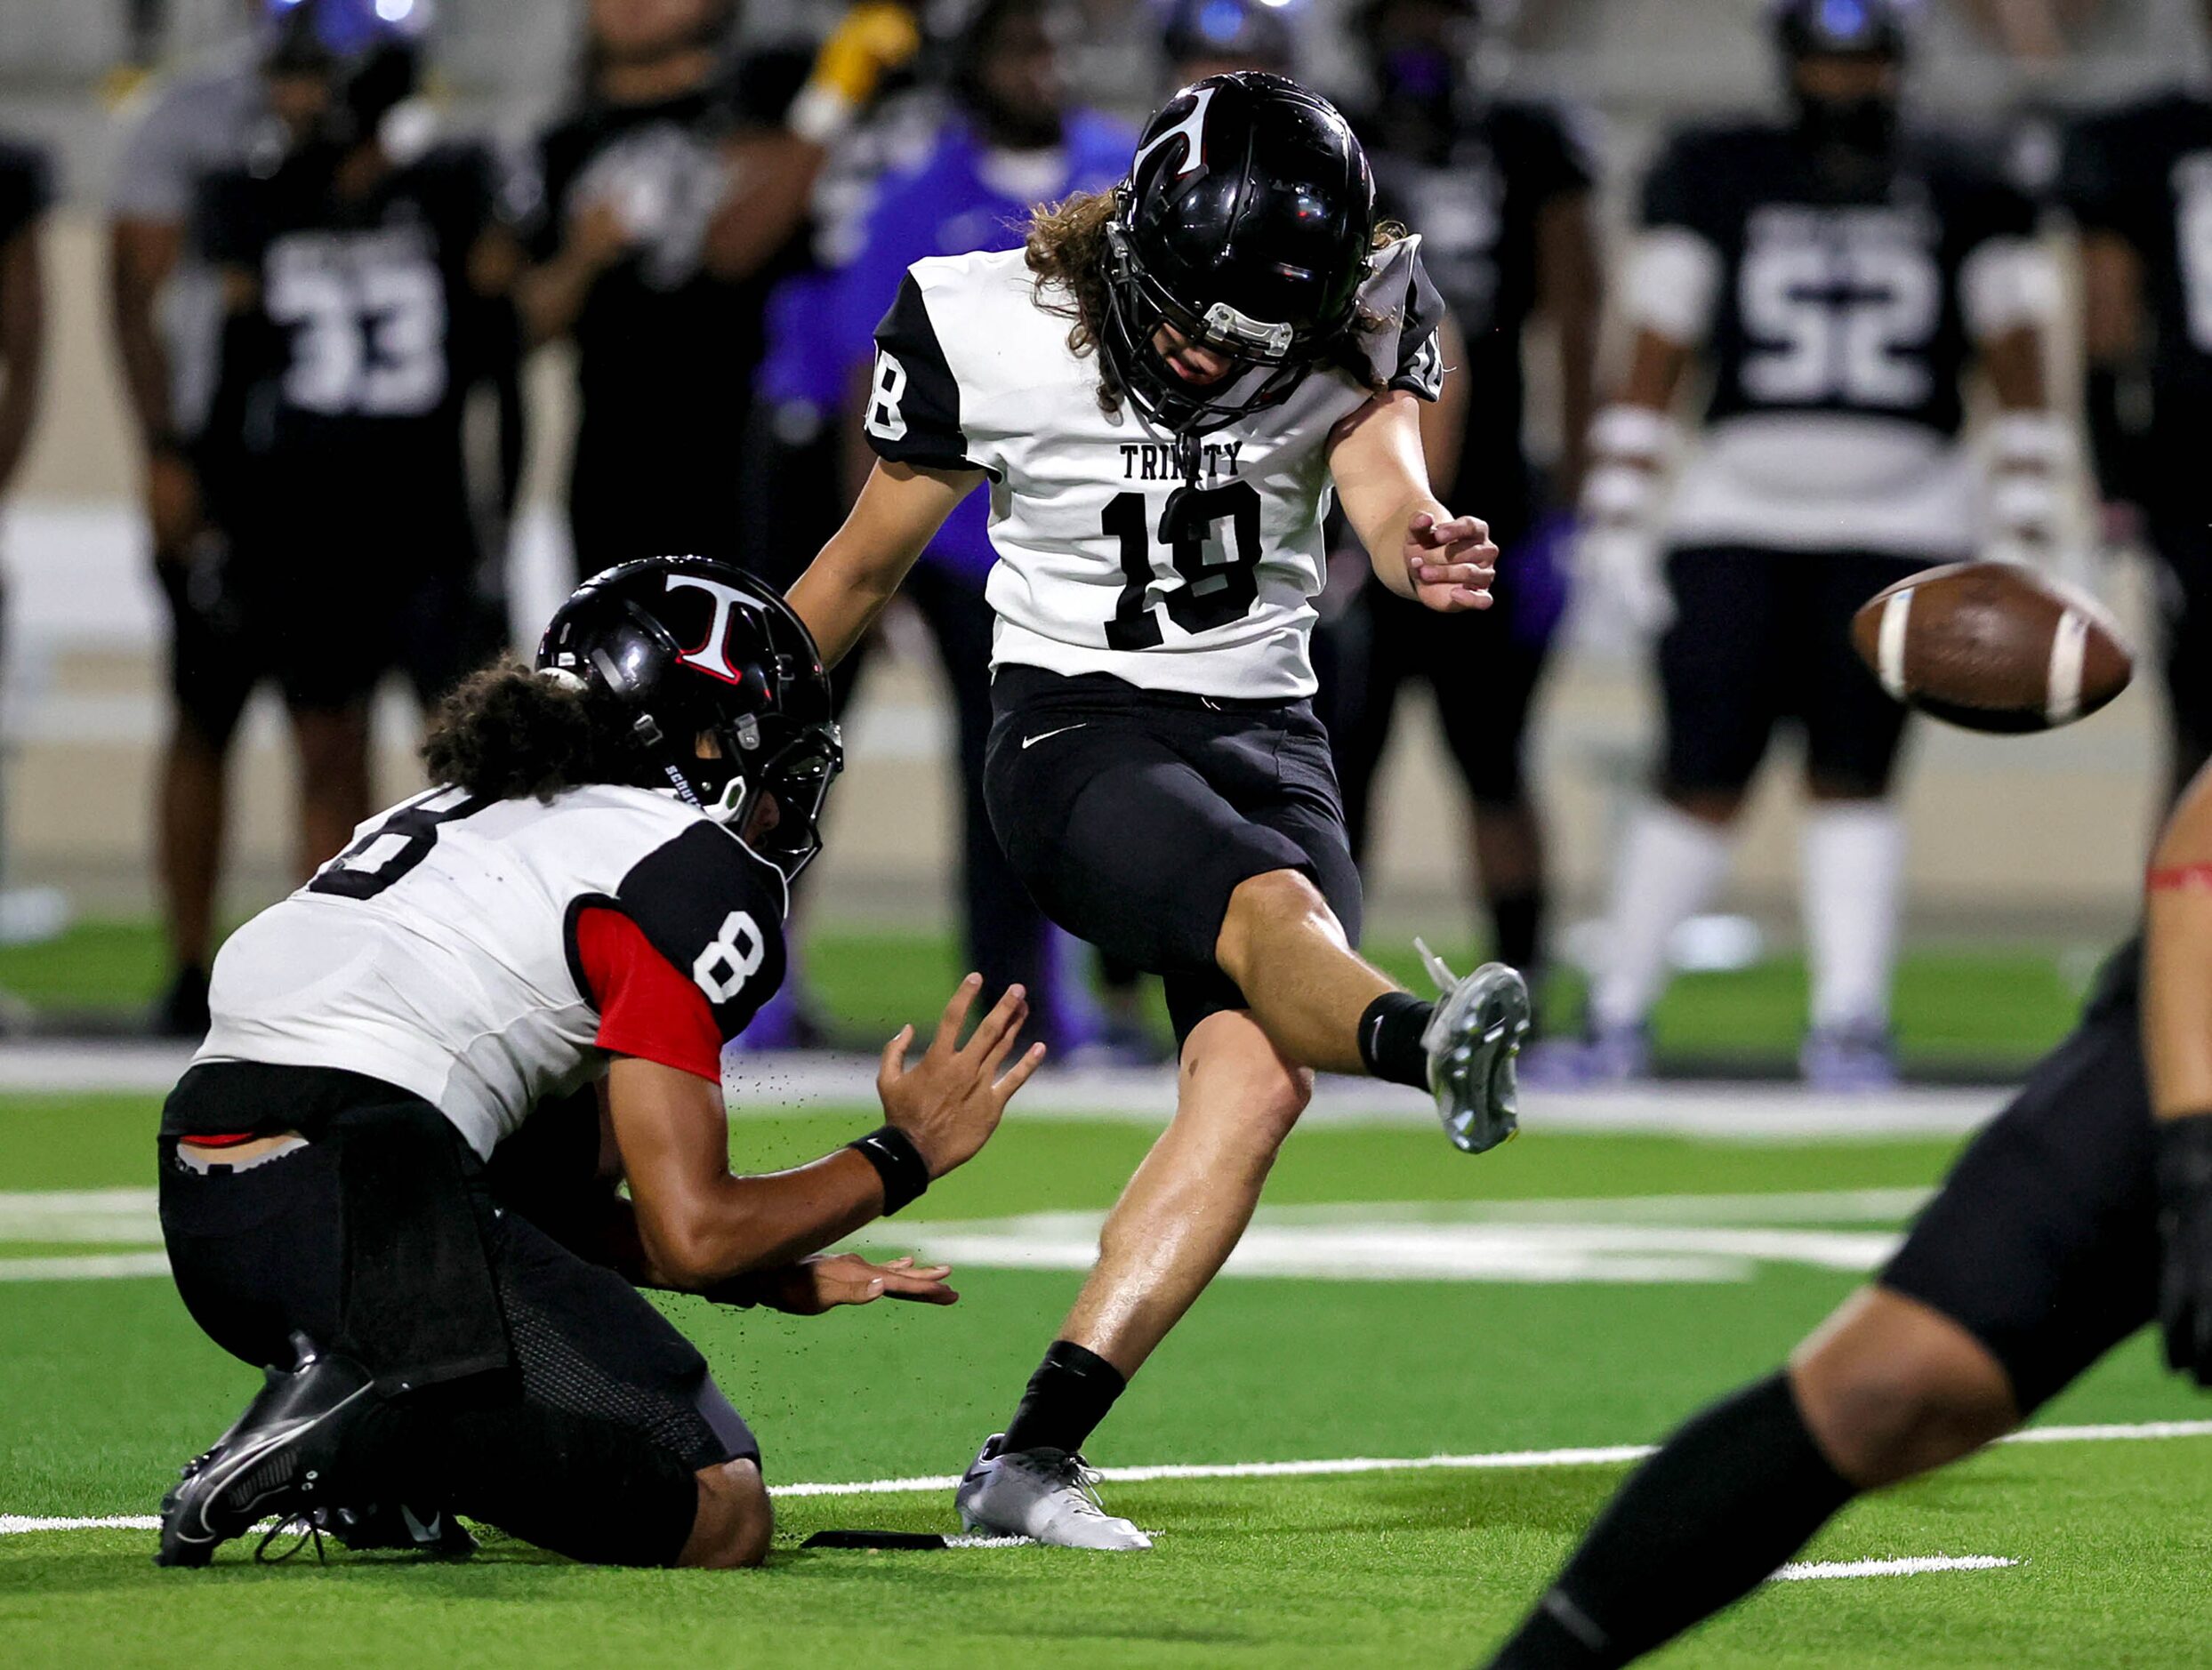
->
[1895,124,2039,242]
[1360,237,1447,400]
[1640,116,1793,237]
[197,141,497,269]
[0,136,53,248]
[865,266,983,471]
[609,821,789,1043]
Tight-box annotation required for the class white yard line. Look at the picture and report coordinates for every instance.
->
[0,1043,2007,1139]
[12,1419,2206,1537]
[1770,1555,2017,1581]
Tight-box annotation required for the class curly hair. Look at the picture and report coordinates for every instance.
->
[1022,189,1408,416]
[422,659,642,802]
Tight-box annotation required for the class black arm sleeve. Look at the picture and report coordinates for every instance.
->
[865,270,981,470]
[615,823,791,1044]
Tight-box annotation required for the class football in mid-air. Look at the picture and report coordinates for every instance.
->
[1849,561,2134,734]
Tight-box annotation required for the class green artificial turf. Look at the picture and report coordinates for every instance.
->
[0,918,2094,1072]
[3,1094,2209,1666]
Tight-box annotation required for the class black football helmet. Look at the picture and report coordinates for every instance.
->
[1103,72,1376,436]
[1773,0,1910,178]
[1772,0,1910,60]
[261,0,427,152]
[535,557,843,882]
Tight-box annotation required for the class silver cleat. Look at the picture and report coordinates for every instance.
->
[1414,938,1531,1155]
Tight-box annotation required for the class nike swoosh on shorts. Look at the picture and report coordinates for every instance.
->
[1022,724,1089,749]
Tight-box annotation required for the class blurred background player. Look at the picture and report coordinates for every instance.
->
[0,132,48,535]
[179,0,523,1041]
[1548,0,2060,1089]
[824,0,1133,1053]
[1316,0,1598,1022]
[514,0,921,575]
[2062,1,2212,805]
[109,0,288,1034]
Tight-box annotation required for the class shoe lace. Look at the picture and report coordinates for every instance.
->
[1018,1450,1114,1520]
[253,1515,326,1565]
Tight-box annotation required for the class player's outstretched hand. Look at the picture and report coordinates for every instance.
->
[2155,1112,2212,1384]
[756,1253,959,1315]
[876,974,1046,1179]
[1404,511,1498,612]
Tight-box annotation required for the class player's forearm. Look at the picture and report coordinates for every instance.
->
[2144,768,2212,1120]
[704,133,824,282]
[1359,491,1449,599]
[0,236,47,497]
[640,1149,888,1291]
[515,247,606,346]
[108,235,175,446]
[787,536,906,668]
[1981,324,2048,412]
[1540,192,1604,500]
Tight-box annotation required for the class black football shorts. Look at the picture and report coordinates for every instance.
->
[1658,545,1934,799]
[984,663,1363,1046]
[1880,945,2161,1412]
[158,1062,755,1567]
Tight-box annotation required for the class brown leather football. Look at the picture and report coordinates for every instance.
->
[1849,561,2134,734]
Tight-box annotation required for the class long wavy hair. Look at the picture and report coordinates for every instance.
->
[422,659,641,802]
[1021,189,1408,416]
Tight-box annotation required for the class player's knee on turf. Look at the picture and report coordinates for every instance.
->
[680,1457,773,1569]
[1789,1289,2018,1489]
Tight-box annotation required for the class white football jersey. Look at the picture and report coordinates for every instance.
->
[863,238,1446,698]
[195,783,788,1160]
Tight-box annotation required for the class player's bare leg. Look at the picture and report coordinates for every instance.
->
[1485,1287,2017,1667]
[959,1010,1307,1550]
[959,883,1528,1550]
[1060,1009,1310,1372]
[291,703,374,879]
[154,718,228,1035]
[1215,866,1531,1152]
[1211,869,1394,1072]
[678,1457,774,1570]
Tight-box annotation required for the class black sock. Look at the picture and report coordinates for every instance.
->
[1000,1341,1127,1456]
[1485,1373,1858,1669]
[1357,991,1434,1089]
[1488,889,1545,979]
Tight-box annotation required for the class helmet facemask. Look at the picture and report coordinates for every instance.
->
[1101,197,1342,438]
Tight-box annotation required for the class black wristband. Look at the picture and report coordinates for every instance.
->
[2155,1111,2212,1200]
[849,1125,930,1216]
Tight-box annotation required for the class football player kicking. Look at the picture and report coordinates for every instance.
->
[154,557,1044,1570]
[1482,754,2212,1665]
[787,72,1527,1550]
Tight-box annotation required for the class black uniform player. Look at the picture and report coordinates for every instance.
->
[1482,751,2212,1667]
[0,133,50,512]
[190,16,520,891]
[1319,0,1599,1008]
[154,558,1042,1570]
[1551,0,2059,1089]
[512,0,923,574]
[2063,44,2212,801]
